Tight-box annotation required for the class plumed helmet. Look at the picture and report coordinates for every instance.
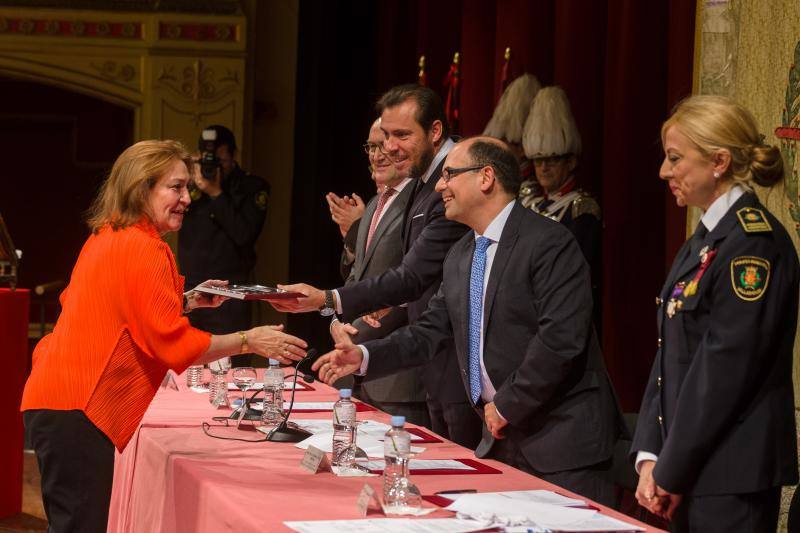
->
[522,86,582,158]
[483,74,542,144]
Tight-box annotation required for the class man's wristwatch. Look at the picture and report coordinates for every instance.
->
[319,290,336,317]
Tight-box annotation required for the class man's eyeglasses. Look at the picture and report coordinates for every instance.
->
[440,165,485,183]
[363,143,388,156]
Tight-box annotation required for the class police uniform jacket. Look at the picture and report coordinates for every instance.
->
[631,190,799,496]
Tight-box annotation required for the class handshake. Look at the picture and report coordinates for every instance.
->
[267,283,391,386]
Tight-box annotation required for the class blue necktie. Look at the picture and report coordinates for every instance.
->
[468,236,492,404]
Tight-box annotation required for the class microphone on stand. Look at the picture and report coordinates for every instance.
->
[265,348,323,443]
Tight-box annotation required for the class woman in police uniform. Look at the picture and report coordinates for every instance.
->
[631,95,799,532]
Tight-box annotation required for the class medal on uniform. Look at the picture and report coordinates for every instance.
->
[666,282,686,318]
[684,248,718,297]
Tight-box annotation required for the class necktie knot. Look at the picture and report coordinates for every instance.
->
[475,236,492,255]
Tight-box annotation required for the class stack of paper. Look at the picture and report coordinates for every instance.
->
[445,491,644,531]
[284,518,489,533]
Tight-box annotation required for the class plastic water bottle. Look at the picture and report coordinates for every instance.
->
[186,365,203,388]
[208,368,229,408]
[331,389,357,467]
[261,359,284,425]
[383,415,420,510]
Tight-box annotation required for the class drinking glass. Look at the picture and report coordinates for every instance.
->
[231,367,257,428]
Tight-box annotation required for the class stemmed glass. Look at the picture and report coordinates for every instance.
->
[231,367,257,428]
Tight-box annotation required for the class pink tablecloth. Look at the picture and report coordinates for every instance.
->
[108,369,663,532]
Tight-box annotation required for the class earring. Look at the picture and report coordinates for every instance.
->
[713,172,720,179]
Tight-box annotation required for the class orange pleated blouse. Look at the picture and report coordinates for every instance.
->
[21,220,211,451]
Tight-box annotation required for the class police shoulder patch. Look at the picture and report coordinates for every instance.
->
[730,256,770,301]
[255,190,268,210]
[736,207,772,233]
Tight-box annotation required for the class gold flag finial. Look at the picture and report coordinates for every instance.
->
[453,51,460,64]
[418,55,426,69]
[504,47,511,61]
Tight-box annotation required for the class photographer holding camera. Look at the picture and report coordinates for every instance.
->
[179,125,270,365]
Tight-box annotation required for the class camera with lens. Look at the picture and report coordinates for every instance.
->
[198,128,221,181]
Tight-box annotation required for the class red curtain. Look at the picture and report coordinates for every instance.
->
[375,0,696,410]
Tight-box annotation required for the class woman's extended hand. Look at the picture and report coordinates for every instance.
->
[185,280,230,311]
[247,324,308,364]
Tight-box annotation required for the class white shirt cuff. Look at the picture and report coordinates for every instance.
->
[357,345,369,376]
[493,403,507,422]
[332,289,343,315]
[635,451,658,474]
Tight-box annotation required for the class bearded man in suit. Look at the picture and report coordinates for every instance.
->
[274,85,482,449]
[344,118,428,425]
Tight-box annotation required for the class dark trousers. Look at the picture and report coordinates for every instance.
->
[427,397,483,450]
[670,489,781,533]
[354,385,431,428]
[24,409,115,533]
[487,431,616,508]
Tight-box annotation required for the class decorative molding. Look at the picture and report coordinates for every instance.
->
[161,98,236,129]
[158,22,237,42]
[156,59,239,102]
[90,60,137,85]
[0,16,142,39]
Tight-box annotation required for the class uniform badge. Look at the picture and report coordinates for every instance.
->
[255,190,268,211]
[190,188,202,201]
[730,256,770,301]
[736,207,772,233]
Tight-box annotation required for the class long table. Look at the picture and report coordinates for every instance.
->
[107,369,663,532]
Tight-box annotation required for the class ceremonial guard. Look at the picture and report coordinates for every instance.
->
[483,73,542,196]
[521,87,602,323]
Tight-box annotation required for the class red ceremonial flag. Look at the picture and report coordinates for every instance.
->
[444,51,461,134]
[418,55,427,87]
[498,47,511,103]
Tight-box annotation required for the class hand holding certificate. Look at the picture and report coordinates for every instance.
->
[194,283,305,301]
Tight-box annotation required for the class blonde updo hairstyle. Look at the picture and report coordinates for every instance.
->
[87,139,193,232]
[662,95,783,190]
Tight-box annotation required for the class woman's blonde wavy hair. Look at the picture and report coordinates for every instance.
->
[662,95,784,190]
[86,139,193,232]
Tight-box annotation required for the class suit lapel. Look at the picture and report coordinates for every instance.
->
[353,196,379,281]
[362,184,412,267]
[458,235,475,370]
[402,158,446,248]
[483,202,522,331]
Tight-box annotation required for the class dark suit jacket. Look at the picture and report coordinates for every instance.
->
[632,192,799,495]
[337,149,470,402]
[363,201,622,472]
[346,182,425,403]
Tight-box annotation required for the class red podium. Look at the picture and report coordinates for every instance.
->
[0,288,29,518]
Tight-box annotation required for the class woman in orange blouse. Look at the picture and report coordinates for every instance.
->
[21,139,307,532]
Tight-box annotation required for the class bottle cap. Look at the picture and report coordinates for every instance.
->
[268,359,279,365]
[339,388,352,398]
[391,415,405,427]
